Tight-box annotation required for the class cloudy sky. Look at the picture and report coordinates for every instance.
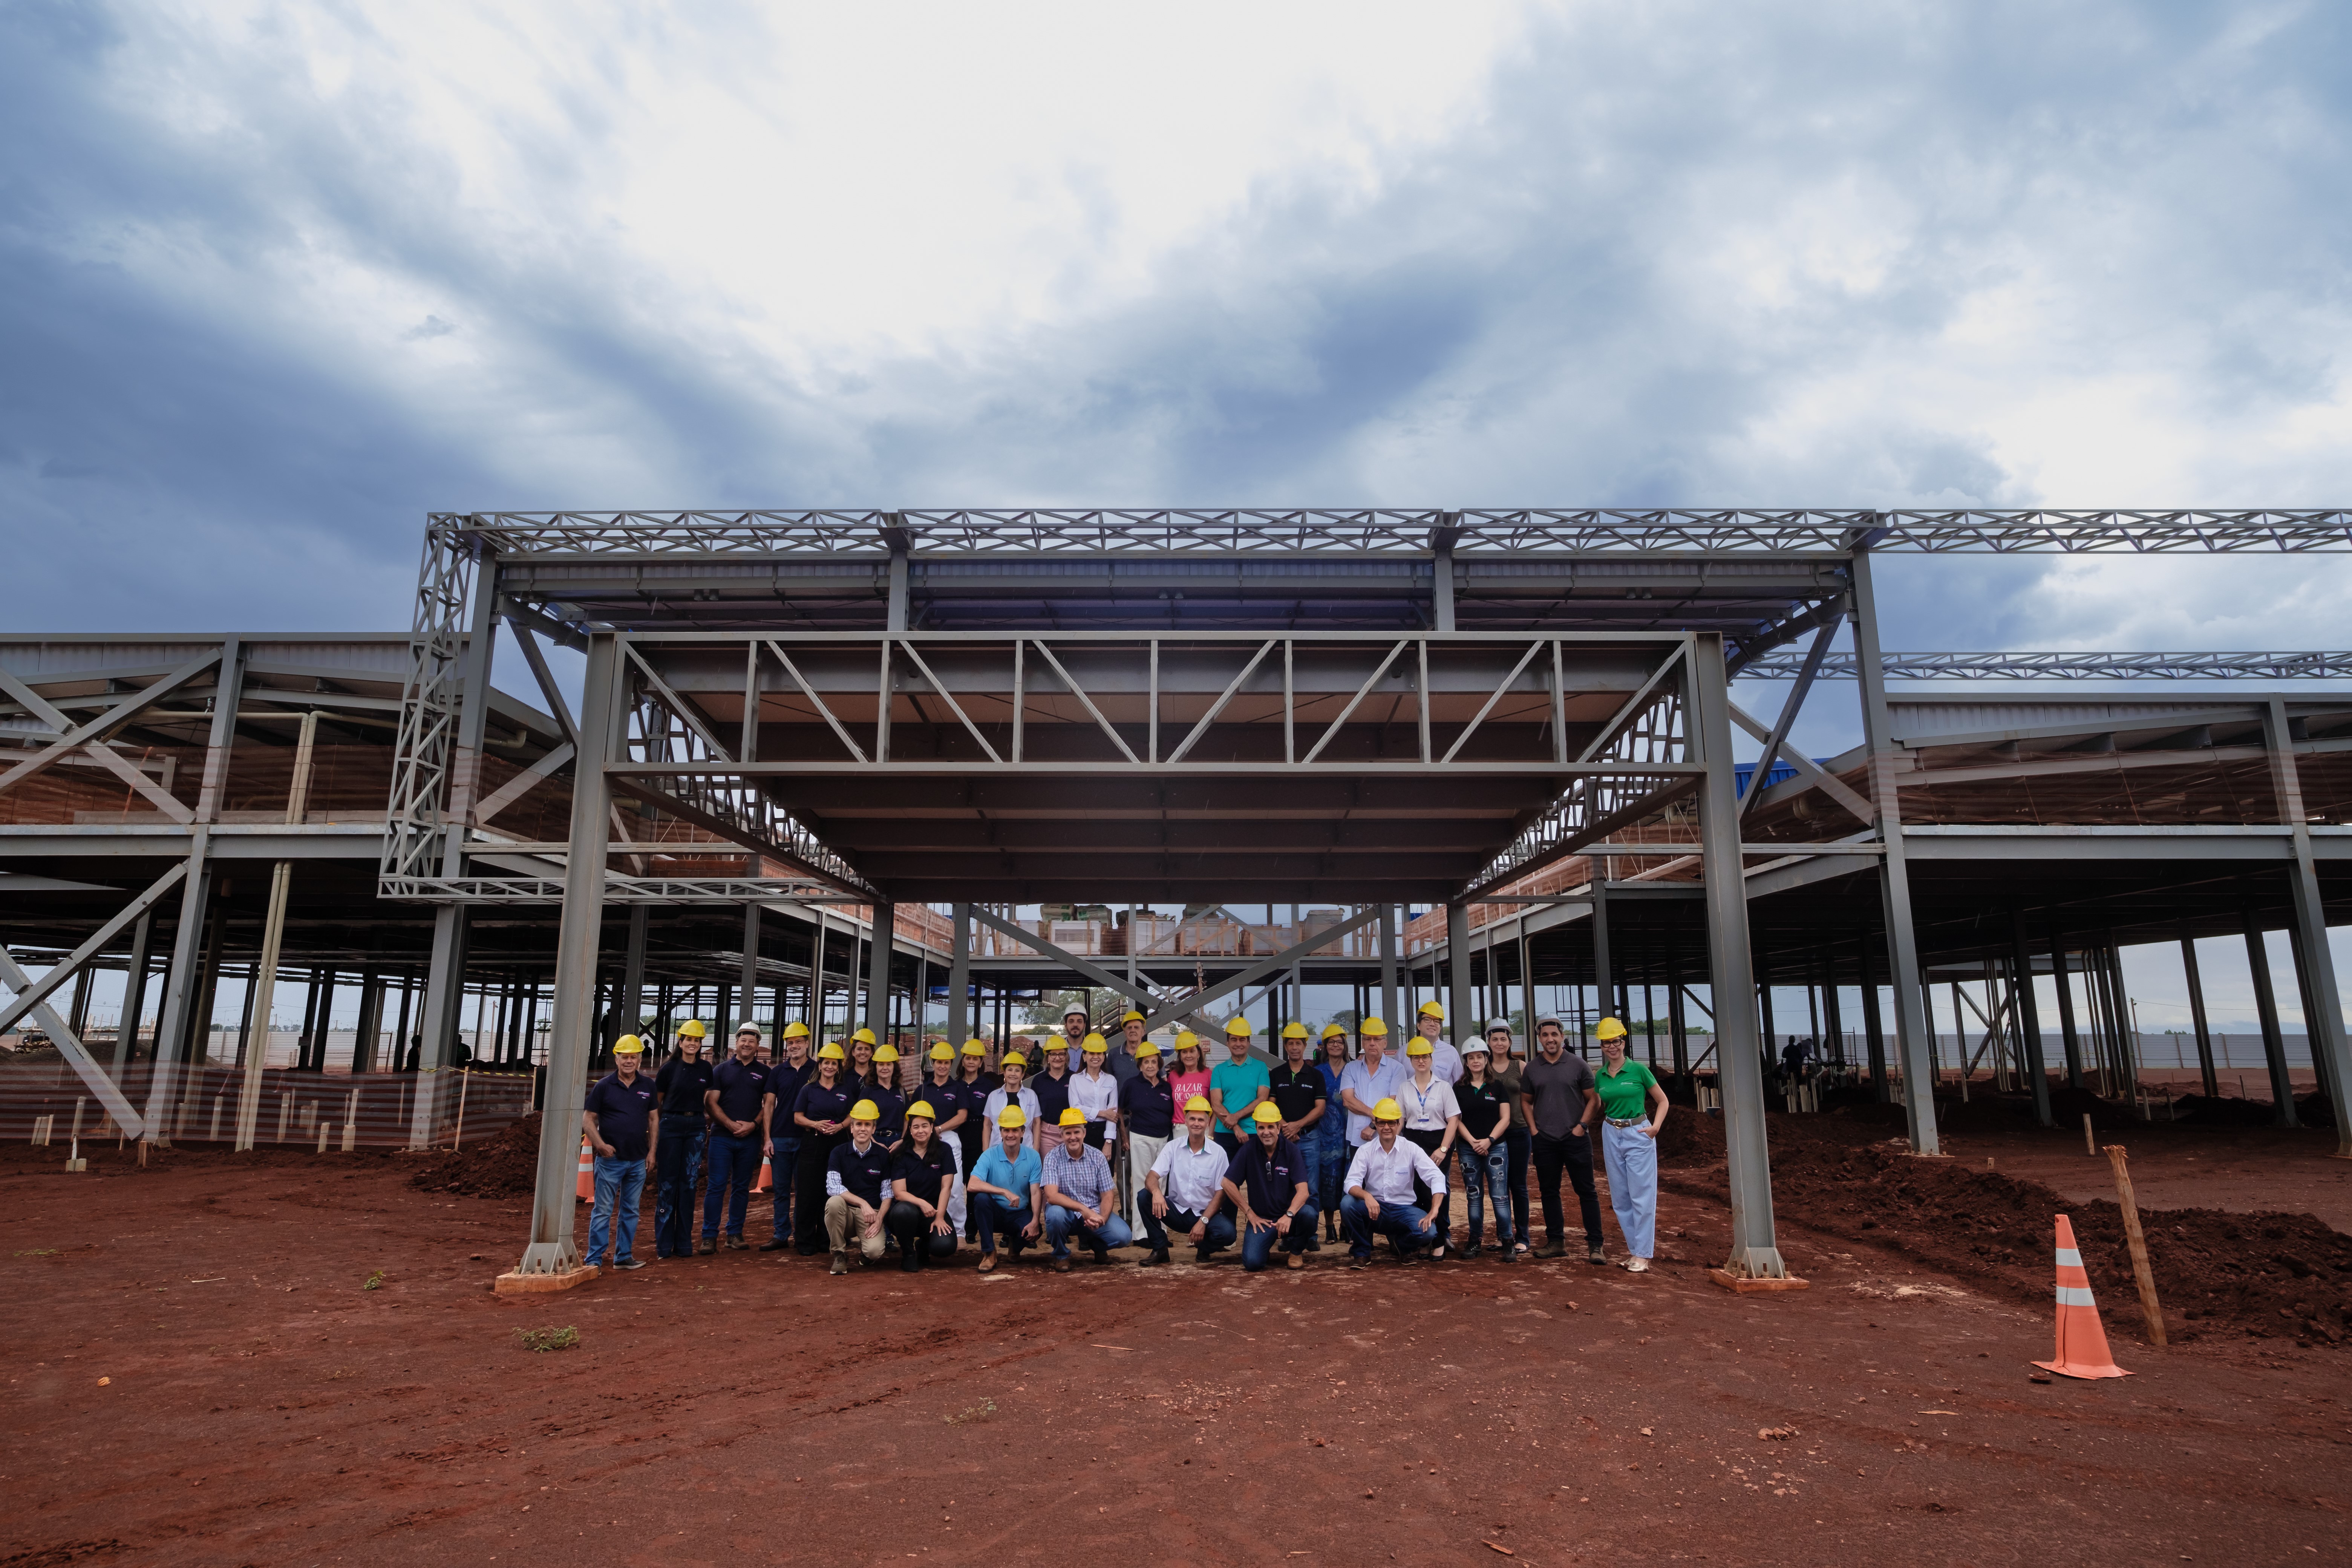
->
[7,1,2350,1028]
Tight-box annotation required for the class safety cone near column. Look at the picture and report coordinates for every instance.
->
[2033,1214,2130,1380]
[752,1153,772,1194]
[576,1138,595,1200]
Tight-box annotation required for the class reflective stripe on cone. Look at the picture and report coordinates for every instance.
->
[2032,1213,2130,1380]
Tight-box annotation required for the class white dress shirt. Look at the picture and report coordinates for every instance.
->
[1345,1137,1447,1208]
[1069,1068,1121,1141]
[1152,1137,1229,1214]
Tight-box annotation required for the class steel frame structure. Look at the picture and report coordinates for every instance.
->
[1736,650,2352,681]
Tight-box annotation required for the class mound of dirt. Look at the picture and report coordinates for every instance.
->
[1661,1109,2352,1350]
[407,1116,542,1199]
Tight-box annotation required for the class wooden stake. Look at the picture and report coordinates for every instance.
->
[450,1067,472,1150]
[2103,1144,2167,1346]
[2082,1112,2095,1156]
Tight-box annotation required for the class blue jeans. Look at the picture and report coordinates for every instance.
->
[1044,1205,1134,1259]
[701,1130,762,1240]
[1240,1199,1318,1271]
[654,1118,706,1257]
[587,1155,647,1266]
[974,1193,1034,1257]
[1339,1193,1435,1259]
[1505,1128,1531,1248]
[1309,1128,1349,1216]
[768,1134,802,1244]
[1459,1142,1514,1249]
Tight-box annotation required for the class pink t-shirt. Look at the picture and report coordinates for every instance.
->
[1169,1069,1211,1120]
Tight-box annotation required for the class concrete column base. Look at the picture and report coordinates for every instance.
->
[493,1265,598,1296]
[1707,1269,1810,1294]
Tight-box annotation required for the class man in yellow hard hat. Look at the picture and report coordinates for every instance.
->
[1041,1107,1130,1271]
[652,1016,714,1259]
[1340,1096,1445,1268]
[582,1035,657,1272]
[967,1104,1042,1271]
[1209,1017,1269,1155]
[699,1019,775,1254]
[760,1021,815,1254]
[1415,999,1463,1084]
[1114,1008,1150,1087]
[1266,1023,1329,1250]
[822,1099,892,1275]
[1140,1094,1234,1265]
[1225,1102,1315,1272]
[1338,1017,1404,1149]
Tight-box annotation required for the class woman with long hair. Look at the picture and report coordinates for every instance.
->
[886,1102,959,1271]
[790,1042,853,1258]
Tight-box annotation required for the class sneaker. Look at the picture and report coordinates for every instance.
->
[1623,1257,1650,1273]
[1587,1245,1608,1266]
[614,1257,645,1271]
[1347,1252,1374,1270]
[829,1252,850,1276]
[757,1239,790,1252]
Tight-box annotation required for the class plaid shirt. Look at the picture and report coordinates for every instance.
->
[1041,1140,1115,1211]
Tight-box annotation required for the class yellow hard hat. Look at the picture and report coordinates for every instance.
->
[907,1100,937,1121]
[1594,1016,1628,1041]
[849,1099,880,1122]
[1224,1017,1253,1036]
[1251,1101,1283,1126]
[612,1034,645,1055]
[1056,1107,1087,1127]
[781,1020,811,1040]
[1406,1038,1434,1057]
[1001,1051,1028,1069]
[873,1043,900,1063]
[1182,1094,1213,1114]
[1418,1000,1444,1019]
[851,1027,878,1046]
[1371,1097,1404,1121]
[676,1019,708,1038]
[1359,1017,1389,1037]
[816,1042,847,1061]
[998,1105,1028,1129]
[1321,1023,1346,1040]
[1133,1039,1161,1058]
[1081,1032,1108,1054]
[1120,1009,1145,1024]
[1280,1021,1309,1040]
[961,1038,989,1057]
[928,1041,956,1061]
[1174,1030,1199,1051]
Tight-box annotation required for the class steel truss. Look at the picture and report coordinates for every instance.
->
[1736,650,2352,680]
[439,508,2352,556]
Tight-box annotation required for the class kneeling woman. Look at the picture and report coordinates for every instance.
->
[887,1101,960,1272]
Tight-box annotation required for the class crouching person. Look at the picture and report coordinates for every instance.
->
[885,1100,959,1272]
[1141,1096,1236,1265]
[822,1099,891,1275]
[1339,1097,1444,1268]
[968,1106,1042,1272]
[1225,1101,1315,1272]
[1041,1108,1132,1271]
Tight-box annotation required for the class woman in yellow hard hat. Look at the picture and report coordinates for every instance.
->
[1594,1018,1668,1273]
[980,1052,1041,1156]
[885,1101,959,1272]
[1309,1023,1352,1245]
[1167,1032,1210,1132]
[789,1042,854,1258]
[652,1016,714,1260]
[847,1027,879,1092]
[762,1021,815,1254]
[867,1042,907,1151]
[1118,1039,1175,1230]
[953,1040,998,1243]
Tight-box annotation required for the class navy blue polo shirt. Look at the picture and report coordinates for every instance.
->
[1119,1073,1176,1139]
[1032,1070,1073,1129]
[654,1055,713,1119]
[916,1075,966,1131]
[794,1076,854,1134]
[827,1137,893,1206]
[865,1083,906,1145]
[1226,1134,1310,1217]
[891,1140,956,1206]
[709,1058,773,1128]
[767,1058,815,1133]
[584,1069,658,1161]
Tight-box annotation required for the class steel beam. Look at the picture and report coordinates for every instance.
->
[0,863,187,1039]
[946,903,971,1046]
[2180,924,2219,1100]
[1690,633,1785,1278]
[0,946,144,1139]
[1379,903,1399,1027]
[1738,649,2352,680]
[2262,700,2352,1151]
[1849,552,1940,1154]
[865,901,894,1039]
[2242,903,2299,1127]
[515,632,620,1278]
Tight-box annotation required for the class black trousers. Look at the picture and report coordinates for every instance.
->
[1403,1127,1451,1234]
[795,1132,845,1255]
[885,1200,957,1265]
[1140,1203,1234,1257]
[1530,1130,1604,1247]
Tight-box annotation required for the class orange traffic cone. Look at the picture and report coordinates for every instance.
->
[752,1153,772,1194]
[2033,1214,2130,1380]
[576,1138,595,1200]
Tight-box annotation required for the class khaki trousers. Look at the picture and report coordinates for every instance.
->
[825,1193,888,1260]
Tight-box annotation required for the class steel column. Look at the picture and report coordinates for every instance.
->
[515,631,621,1277]
[947,903,971,1046]
[1691,633,1785,1278]
[620,905,648,1044]
[738,903,762,1034]
[1379,903,1399,1027]
[1859,928,1886,1100]
[1446,901,1473,1047]
[2242,904,2300,1127]
[2180,926,2218,1100]
[1589,883,1613,1018]
[1849,550,1939,1154]
[865,902,895,1040]
[114,911,153,1072]
[2009,908,2054,1126]
[2262,700,2352,1152]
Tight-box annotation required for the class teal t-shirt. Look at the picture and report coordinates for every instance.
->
[1210,1058,1271,1122]
[1594,1058,1658,1121]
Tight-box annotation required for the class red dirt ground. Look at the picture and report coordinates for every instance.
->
[7,1129,2351,1568]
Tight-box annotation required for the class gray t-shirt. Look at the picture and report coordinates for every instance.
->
[1521,1051,1596,1138]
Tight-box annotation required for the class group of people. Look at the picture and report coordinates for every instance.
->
[576,1000,1671,1278]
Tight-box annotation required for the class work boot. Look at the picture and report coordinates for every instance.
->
[1286,1253,1305,1271]
[900,1248,922,1274]
[829,1251,850,1276]
[1052,1257,1073,1273]
[1534,1240,1566,1259]
[697,1237,717,1256]
[723,1235,748,1251]
[758,1239,789,1252]
[1587,1244,1608,1266]
[1092,1245,1111,1265]
[976,1254,997,1273]
[1306,1232,1323,1253]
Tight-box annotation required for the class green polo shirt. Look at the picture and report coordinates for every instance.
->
[1594,1058,1657,1121]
